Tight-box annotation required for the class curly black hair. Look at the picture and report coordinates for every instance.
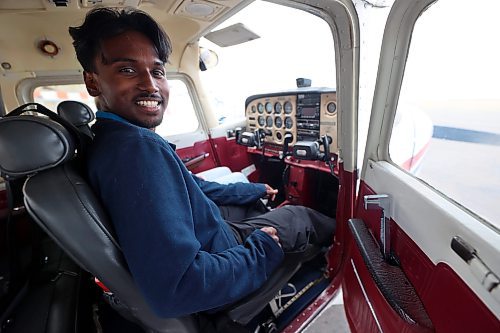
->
[69,7,172,72]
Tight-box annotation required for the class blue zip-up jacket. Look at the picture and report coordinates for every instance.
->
[86,112,284,318]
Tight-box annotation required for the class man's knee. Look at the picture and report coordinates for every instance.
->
[280,205,335,243]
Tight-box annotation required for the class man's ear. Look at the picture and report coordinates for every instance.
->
[83,71,101,97]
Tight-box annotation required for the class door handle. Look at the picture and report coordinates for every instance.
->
[451,236,500,302]
[364,194,391,261]
[182,153,209,167]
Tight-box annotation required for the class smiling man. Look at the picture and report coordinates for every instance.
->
[69,7,334,323]
[85,30,167,129]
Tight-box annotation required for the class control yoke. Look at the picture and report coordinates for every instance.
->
[280,133,294,159]
[236,128,265,148]
[292,135,332,162]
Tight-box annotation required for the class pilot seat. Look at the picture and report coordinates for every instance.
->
[0,102,323,333]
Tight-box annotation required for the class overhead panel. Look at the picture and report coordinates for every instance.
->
[80,0,142,7]
[172,0,227,22]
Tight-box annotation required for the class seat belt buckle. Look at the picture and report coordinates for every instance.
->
[94,277,112,294]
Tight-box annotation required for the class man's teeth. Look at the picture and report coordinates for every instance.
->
[136,100,159,107]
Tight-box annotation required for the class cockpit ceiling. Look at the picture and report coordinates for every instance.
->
[0,0,251,73]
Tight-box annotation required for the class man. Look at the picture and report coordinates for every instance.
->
[69,7,334,319]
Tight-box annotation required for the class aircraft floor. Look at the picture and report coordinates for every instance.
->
[302,289,351,333]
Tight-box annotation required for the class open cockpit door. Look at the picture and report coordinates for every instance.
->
[343,0,500,332]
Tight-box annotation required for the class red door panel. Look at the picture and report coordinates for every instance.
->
[175,139,218,174]
[211,137,254,174]
[343,181,500,333]
[175,136,262,182]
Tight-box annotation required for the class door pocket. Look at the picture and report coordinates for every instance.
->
[348,218,434,331]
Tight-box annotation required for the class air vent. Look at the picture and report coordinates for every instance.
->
[49,0,70,7]
[80,0,141,7]
[174,0,226,22]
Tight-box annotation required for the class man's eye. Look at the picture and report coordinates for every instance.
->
[153,70,166,77]
[119,68,135,73]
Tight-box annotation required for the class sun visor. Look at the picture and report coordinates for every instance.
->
[204,23,260,47]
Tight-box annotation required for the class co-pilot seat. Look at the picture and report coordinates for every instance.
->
[195,166,249,184]
[0,103,318,332]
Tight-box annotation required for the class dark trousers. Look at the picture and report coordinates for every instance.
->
[219,203,335,253]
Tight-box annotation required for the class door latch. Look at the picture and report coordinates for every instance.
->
[364,194,391,261]
[452,236,500,302]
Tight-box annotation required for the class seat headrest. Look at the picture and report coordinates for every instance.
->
[0,115,76,178]
[57,100,95,127]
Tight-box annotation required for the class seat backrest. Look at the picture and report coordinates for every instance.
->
[56,100,95,139]
[0,106,198,333]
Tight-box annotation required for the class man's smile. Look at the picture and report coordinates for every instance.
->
[135,100,162,108]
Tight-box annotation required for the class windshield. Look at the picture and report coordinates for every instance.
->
[199,0,336,124]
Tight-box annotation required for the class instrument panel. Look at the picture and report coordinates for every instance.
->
[245,88,338,154]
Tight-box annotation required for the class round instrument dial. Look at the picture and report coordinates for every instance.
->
[284,101,293,114]
[258,116,265,126]
[274,102,282,114]
[327,102,337,114]
[285,117,293,129]
[266,116,273,128]
[265,102,273,114]
[257,103,264,114]
[251,105,256,113]
[274,117,283,128]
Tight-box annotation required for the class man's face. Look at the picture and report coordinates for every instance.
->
[84,30,169,129]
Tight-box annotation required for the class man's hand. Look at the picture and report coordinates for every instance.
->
[264,184,278,201]
[260,227,281,247]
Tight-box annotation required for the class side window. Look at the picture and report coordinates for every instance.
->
[389,0,500,229]
[34,84,97,111]
[33,79,199,137]
[155,79,199,137]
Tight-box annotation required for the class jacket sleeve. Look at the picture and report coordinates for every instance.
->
[192,175,267,205]
[90,135,284,317]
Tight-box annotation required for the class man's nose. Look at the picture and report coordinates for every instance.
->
[138,71,159,94]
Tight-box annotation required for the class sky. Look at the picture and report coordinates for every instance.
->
[401,0,500,102]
